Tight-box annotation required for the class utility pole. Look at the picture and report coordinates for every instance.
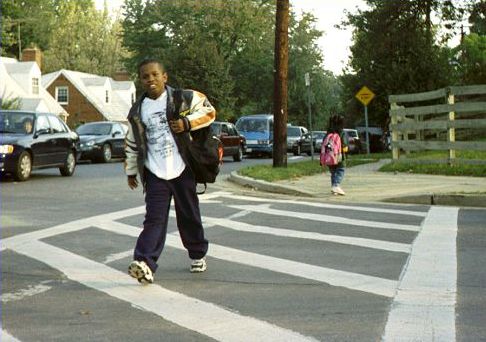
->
[273,0,289,168]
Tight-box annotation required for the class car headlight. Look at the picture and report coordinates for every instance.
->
[85,140,96,147]
[0,145,14,154]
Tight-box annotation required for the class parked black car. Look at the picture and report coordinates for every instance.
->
[210,121,246,161]
[76,121,127,163]
[0,110,78,181]
[287,125,312,156]
[312,130,327,153]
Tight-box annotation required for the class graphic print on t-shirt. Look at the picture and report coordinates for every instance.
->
[145,110,175,160]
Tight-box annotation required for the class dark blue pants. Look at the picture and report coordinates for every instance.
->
[134,167,208,272]
[329,165,345,187]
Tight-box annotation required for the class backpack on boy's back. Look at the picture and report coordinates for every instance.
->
[320,132,342,166]
[173,89,223,193]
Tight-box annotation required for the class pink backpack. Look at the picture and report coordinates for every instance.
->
[320,133,342,166]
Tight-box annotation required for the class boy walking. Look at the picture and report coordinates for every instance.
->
[124,59,216,283]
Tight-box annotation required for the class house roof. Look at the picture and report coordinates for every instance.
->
[4,61,38,75]
[42,69,135,122]
[0,58,67,116]
[111,80,133,90]
[20,98,43,111]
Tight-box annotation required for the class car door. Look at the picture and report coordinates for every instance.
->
[220,123,232,156]
[31,115,55,166]
[111,123,126,157]
[223,123,239,155]
[47,115,69,164]
[228,123,243,154]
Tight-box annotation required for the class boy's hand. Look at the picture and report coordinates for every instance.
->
[169,119,185,133]
[128,175,138,190]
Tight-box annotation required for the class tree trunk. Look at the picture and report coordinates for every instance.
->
[273,0,289,167]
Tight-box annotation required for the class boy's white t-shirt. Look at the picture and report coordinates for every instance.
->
[141,91,186,180]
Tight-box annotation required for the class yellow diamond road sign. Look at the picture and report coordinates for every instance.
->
[355,86,375,106]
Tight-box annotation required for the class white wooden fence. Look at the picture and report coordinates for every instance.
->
[389,85,486,165]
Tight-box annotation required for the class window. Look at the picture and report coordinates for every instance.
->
[47,115,68,133]
[56,86,69,105]
[36,115,50,133]
[32,78,39,95]
[221,124,229,135]
[105,90,110,103]
[228,125,238,136]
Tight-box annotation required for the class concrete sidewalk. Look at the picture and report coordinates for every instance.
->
[228,159,486,207]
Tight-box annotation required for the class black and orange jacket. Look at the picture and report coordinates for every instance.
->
[124,85,216,183]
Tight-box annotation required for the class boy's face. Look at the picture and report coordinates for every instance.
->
[139,62,168,99]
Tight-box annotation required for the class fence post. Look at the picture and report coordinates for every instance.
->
[447,92,456,164]
[390,103,399,161]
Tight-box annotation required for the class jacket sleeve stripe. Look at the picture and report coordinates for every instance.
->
[187,91,216,130]
[124,121,139,176]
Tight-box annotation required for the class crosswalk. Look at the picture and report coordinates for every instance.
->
[1,191,459,341]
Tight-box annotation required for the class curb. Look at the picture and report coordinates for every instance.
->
[383,193,486,208]
[228,171,315,197]
[228,171,486,207]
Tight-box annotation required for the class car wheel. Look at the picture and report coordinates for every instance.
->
[14,151,32,181]
[60,150,76,177]
[233,146,243,162]
[293,145,301,156]
[101,144,112,163]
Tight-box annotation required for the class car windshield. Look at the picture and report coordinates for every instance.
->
[76,123,112,135]
[346,130,358,138]
[0,111,35,134]
[236,119,268,132]
[287,127,301,137]
[313,132,326,139]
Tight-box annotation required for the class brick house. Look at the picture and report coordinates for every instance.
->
[42,68,136,128]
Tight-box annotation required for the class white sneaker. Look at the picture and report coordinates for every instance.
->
[190,258,207,273]
[333,186,346,196]
[128,260,154,284]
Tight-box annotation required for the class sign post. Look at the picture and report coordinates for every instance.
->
[305,72,314,159]
[355,86,375,154]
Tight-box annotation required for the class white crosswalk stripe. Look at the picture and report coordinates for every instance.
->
[229,204,421,231]
[2,191,456,342]
[13,240,316,342]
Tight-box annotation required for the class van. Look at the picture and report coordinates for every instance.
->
[235,114,273,157]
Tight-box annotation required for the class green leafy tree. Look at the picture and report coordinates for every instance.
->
[121,0,340,124]
[43,1,128,76]
[1,0,59,58]
[469,0,486,35]
[340,0,459,129]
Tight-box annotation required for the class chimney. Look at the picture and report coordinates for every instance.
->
[112,70,131,81]
[22,48,42,70]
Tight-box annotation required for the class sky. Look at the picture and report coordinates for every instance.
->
[94,0,367,75]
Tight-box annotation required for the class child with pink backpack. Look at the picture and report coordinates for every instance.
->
[320,115,348,195]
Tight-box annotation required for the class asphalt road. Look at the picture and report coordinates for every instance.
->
[1,157,485,341]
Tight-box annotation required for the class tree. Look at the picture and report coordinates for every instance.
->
[121,0,337,125]
[1,0,59,58]
[1,0,127,77]
[340,0,459,129]
[43,1,128,76]
[469,0,486,35]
